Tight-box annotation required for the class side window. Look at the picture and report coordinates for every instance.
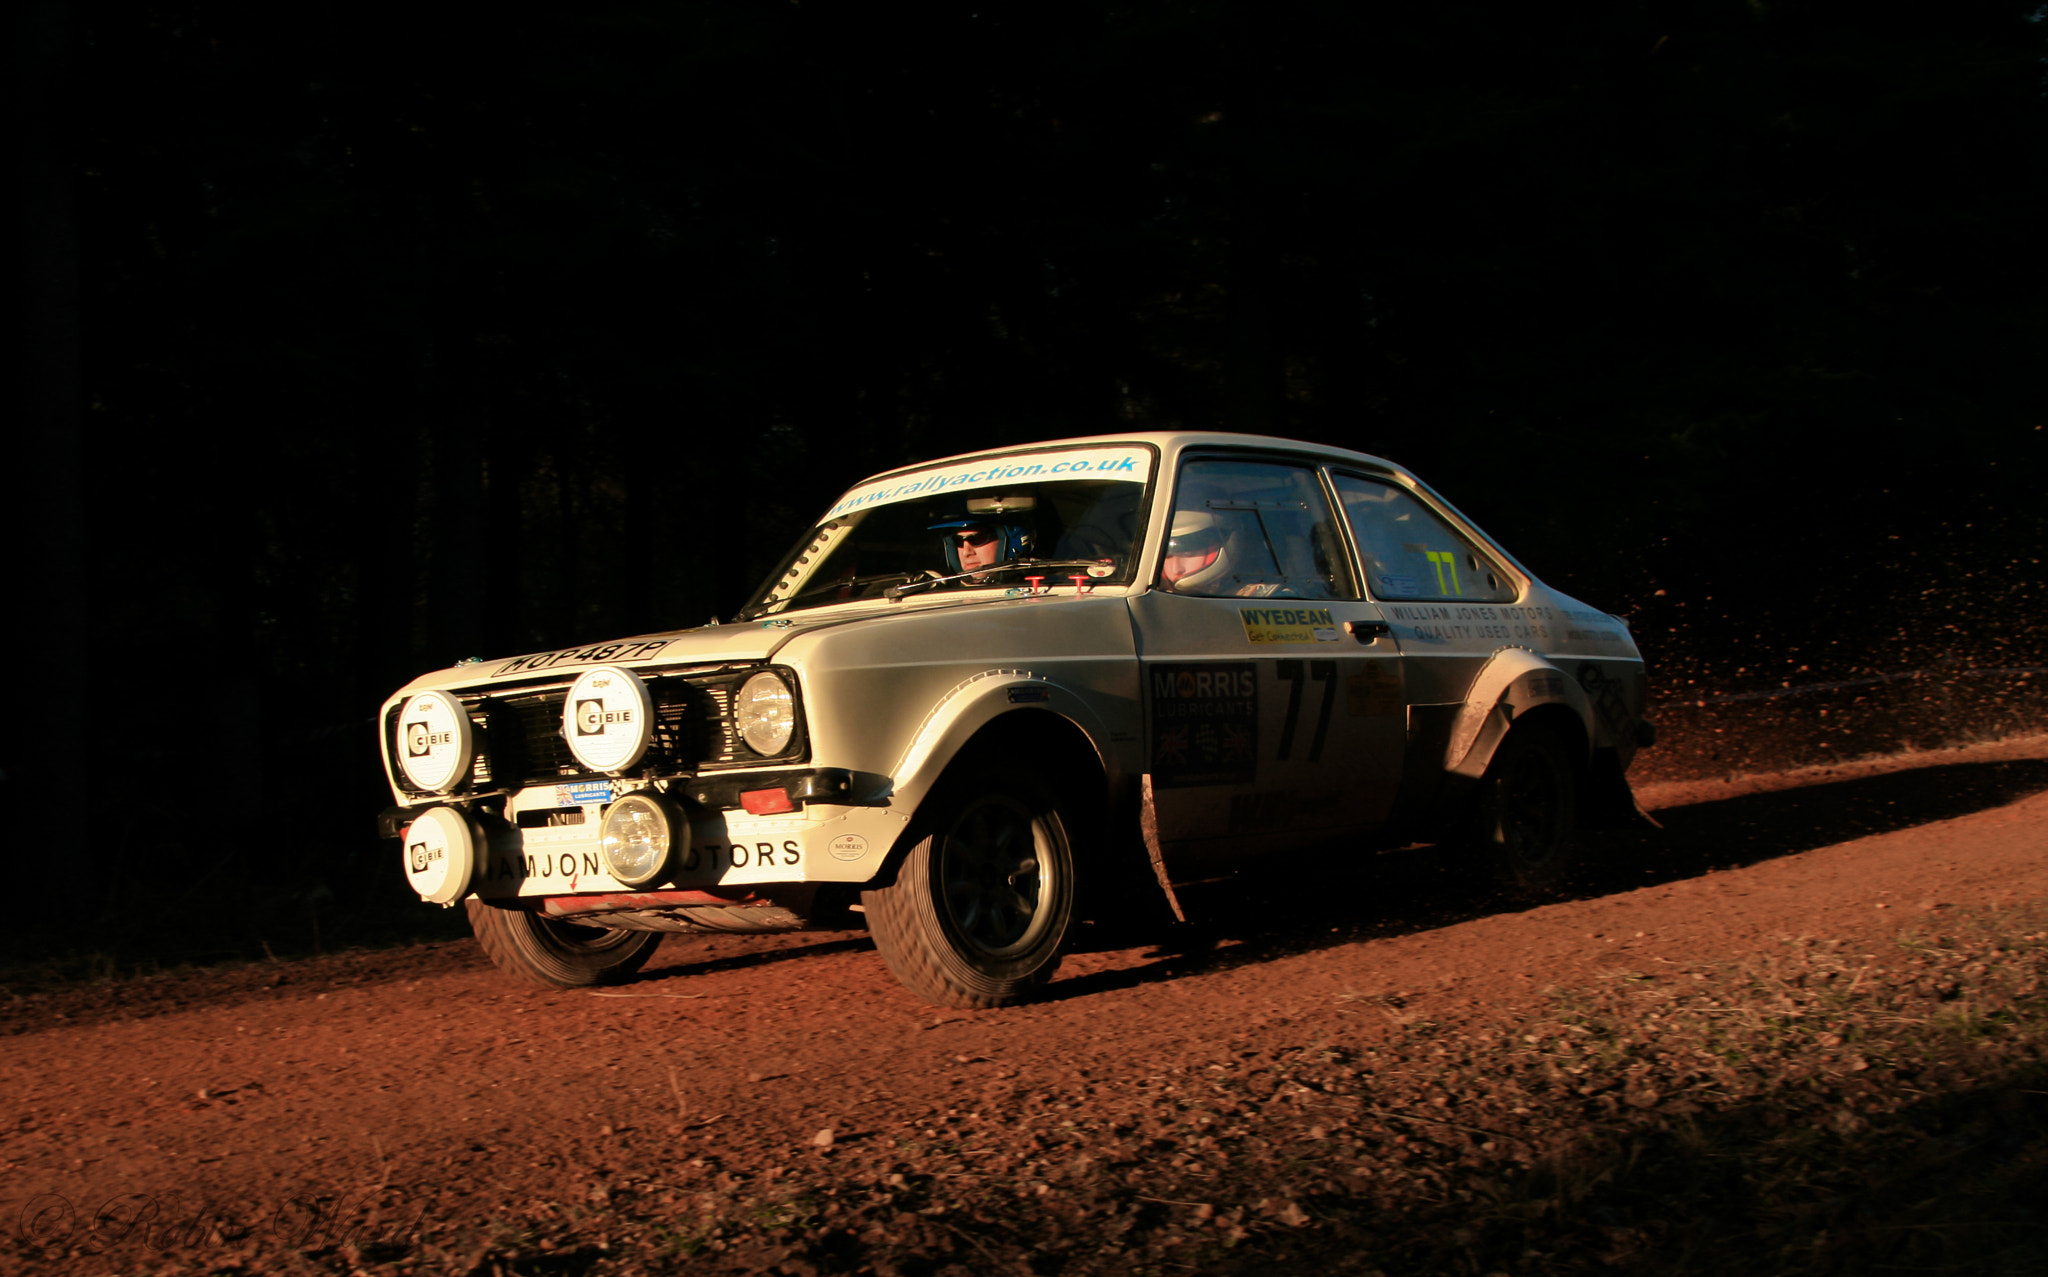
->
[1160,459,1355,600]
[1331,472,1516,603]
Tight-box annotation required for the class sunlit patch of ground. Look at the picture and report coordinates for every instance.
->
[1636,731,2048,810]
[1636,666,2046,784]
[10,903,2043,1276]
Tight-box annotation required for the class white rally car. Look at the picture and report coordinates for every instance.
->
[380,432,1652,1007]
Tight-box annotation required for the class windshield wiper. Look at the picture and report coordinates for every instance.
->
[755,570,933,615]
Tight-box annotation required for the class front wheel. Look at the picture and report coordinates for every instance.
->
[862,773,1076,1008]
[466,900,663,990]
[1471,725,1581,898]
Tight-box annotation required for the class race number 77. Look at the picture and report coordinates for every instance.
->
[1274,660,1336,763]
[1426,549,1461,595]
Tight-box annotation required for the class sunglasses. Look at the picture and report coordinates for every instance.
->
[949,529,999,549]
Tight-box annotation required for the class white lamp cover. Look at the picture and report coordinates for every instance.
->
[403,805,477,904]
[397,690,474,793]
[562,665,655,773]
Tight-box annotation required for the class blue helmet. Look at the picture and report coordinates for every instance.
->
[928,493,1036,574]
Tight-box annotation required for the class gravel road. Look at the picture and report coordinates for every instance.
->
[7,735,2046,1274]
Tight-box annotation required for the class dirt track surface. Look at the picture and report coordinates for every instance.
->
[7,736,2048,1273]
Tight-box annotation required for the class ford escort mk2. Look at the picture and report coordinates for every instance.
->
[379,432,1652,1007]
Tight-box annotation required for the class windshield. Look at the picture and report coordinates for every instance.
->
[740,443,1155,619]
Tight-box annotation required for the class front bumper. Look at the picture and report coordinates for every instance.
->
[386,780,909,901]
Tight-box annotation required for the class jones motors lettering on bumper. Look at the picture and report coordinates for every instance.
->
[483,839,805,885]
[493,639,673,677]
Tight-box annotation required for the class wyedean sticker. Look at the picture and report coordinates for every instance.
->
[1239,606,1341,644]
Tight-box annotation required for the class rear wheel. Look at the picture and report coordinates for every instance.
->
[1472,726,1580,898]
[862,771,1076,1008]
[466,900,663,989]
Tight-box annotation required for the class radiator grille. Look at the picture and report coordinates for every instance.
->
[387,666,803,797]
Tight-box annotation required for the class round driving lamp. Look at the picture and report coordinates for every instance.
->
[395,690,474,793]
[402,805,479,905]
[562,665,655,774]
[734,671,796,755]
[600,791,676,887]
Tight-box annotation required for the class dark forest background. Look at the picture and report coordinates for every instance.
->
[12,0,2048,970]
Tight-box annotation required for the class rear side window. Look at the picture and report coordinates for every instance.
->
[1331,472,1516,603]
[1161,459,1355,599]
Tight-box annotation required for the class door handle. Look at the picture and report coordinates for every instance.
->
[1346,620,1391,643]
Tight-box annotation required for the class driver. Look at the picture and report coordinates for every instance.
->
[946,522,1005,580]
[1159,511,1231,593]
[928,494,1036,583]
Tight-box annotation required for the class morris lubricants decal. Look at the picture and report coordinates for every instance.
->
[492,639,672,677]
[824,445,1152,518]
[1238,606,1340,644]
[1148,662,1257,789]
[558,781,614,807]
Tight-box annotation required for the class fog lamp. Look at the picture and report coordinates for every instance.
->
[403,805,478,905]
[600,791,675,887]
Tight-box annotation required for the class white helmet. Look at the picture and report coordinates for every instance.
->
[1161,510,1233,593]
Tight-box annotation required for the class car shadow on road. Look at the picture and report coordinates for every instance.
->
[1051,757,2048,1000]
[1584,757,2048,887]
[626,935,875,985]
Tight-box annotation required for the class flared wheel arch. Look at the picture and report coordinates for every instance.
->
[871,709,1117,894]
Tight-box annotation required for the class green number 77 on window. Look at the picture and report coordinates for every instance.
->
[1426,549,1461,595]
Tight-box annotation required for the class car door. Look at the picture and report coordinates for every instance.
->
[1327,469,1523,712]
[1129,455,1406,879]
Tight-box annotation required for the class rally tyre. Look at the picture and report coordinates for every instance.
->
[862,771,1077,1009]
[465,900,663,990]
[1472,725,1581,899]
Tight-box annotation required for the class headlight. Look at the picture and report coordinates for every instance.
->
[734,671,796,755]
[562,665,654,774]
[600,792,675,887]
[403,805,479,904]
[396,690,475,793]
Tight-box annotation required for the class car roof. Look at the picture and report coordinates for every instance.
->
[850,431,1414,489]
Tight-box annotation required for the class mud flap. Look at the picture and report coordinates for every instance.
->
[1138,775,1188,923]
[1585,748,1661,829]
